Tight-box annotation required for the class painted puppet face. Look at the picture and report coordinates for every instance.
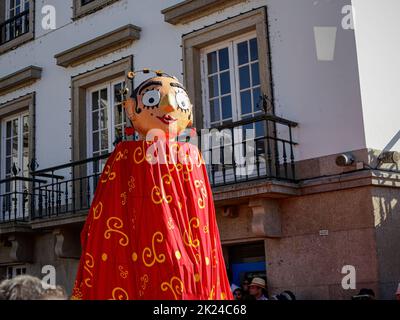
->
[123,76,193,138]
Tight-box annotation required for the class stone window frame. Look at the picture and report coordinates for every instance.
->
[182,7,272,129]
[71,56,132,163]
[161,0,246,25]
[0,92,36,179]
[73,0,121,20]
[0,0,35,55]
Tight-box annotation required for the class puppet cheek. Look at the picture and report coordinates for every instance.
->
[123,98,136,120]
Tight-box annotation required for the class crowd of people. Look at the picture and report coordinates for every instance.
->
[1,274,400,300]
[230,277,296,301]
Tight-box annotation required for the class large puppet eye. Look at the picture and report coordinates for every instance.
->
[176,91,190,111]
[142,90,160,107]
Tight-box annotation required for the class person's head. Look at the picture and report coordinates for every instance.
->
[242,279,250,292]
[249,277,266,298]
[40,285,68,300]
[352,288,375,300]
[0,275,45,300]
[123,76,193,138]
[233,288,243,300]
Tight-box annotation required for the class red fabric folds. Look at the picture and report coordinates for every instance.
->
[71,140,233,300]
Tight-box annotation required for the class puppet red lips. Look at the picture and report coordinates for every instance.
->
[157,114,177,124]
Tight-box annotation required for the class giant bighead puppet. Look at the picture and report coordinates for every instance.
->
[72,69,233,300]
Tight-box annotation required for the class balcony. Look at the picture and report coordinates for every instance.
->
[0,8,34,54]
[0,114,297,225]
[0,10,30,45]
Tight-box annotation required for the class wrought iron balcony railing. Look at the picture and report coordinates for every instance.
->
[0,10,30,45]
[0,114,297,224]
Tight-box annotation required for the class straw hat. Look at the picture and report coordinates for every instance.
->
[249,277,266,289]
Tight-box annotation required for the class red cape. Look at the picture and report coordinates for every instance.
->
[72,140,233,300]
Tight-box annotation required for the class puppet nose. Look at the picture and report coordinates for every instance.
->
[159,93,177,112]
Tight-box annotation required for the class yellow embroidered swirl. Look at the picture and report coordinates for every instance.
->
[194,180,207,209]
[83,252,94,288]
[142,231,166,267]
[101,164,116,183]
[93,201,103,220]
[110,287,129,300]
[183,217,200,248]
[104,217,129,246]
[161,276,184,300]
[151,174,173,205]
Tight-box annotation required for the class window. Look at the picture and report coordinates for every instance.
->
[0,0,34,53]
[0,112,30,220]
[201,33,262,129]
[86,78,126,171]
[6,265,27,279]
[201,33,266,181]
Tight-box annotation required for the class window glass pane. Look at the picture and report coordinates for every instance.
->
[253,87,262,111]
[114,83,122,103]
[23,115,29,133]
[251,62,260,86]
[101,130,108,150]
[208,75,219,98]
[6,121,11,137]
[23,135,28,152]
[221,95,232,120]
[250,38,258,61]
[6,157,11,174]
[93,132,99,152]
[240,90,252,115]
[6,139,11,155]
[218,48,229,71]
[210,99,220,123]
[12,137,18,155]
[237,41,249,65]
[23,152,29,171]
[243,123,253,140]
[115,127,122,140]
[12,119,18,136]
[255,121,264,138]
[219,71,231,95]
[239,66,250,89]
[115,104,123,126]
[12,153,18,169]
[100,109,108,129]
[100,89,108,108]
[92,91,99,111]
[92,111,99,131]
[207,51,218,74]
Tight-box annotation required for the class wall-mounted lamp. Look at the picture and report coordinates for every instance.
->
[335,153,354,167]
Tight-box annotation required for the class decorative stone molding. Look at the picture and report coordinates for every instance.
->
[161,0,246,25]
[54,25,140,67]
[0,66,42,96]
[53,228,81,259]
[7,234,33,263]
[248,198,282,238]
[73,0,121,20]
